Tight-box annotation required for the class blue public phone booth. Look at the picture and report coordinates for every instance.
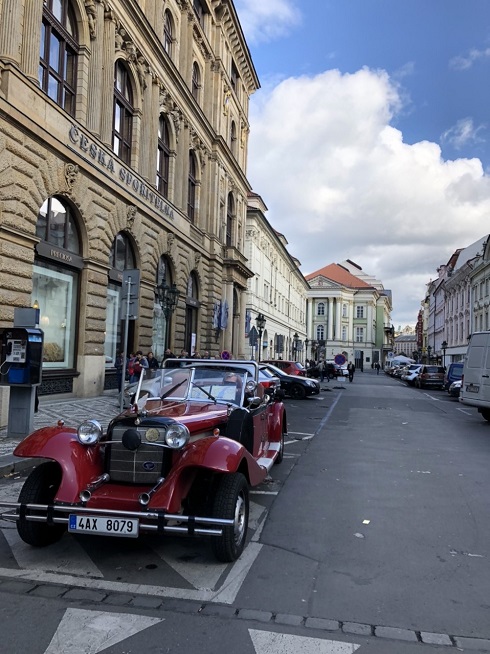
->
[0,327,44,387]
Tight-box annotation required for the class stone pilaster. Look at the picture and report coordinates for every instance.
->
[86,0,105,134]
[0,0,23,65]
[21,0,44,82]
[100,12,116,146]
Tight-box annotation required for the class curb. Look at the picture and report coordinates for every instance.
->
[0,455,41,478]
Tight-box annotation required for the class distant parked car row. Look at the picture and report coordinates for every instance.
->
[387,361,463,396]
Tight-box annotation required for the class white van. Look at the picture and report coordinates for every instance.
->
[460,331,490,421]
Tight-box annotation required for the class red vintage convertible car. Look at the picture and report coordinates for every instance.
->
[0,360,286,561]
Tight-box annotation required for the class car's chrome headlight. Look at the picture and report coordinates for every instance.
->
[164,423,190,449]
[77,419,103,445]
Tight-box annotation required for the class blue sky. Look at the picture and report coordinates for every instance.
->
[235,0,490,327]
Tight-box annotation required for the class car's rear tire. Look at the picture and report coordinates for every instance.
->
[16,462,65,547]
[274,430,285,465]
[290,384,306,399]
[211,473,249,562]
[480,410,490,422]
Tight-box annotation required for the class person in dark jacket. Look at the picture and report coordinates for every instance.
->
[147,351,159,370]
[347,361,355,383]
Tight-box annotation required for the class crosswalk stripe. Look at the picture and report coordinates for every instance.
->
[249,629,360,654]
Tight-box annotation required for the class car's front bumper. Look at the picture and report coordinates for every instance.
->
[0,501,233,537]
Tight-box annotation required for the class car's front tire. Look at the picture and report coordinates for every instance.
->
[16,462,65,547]
[211,473,249,562]
[480,409,490,422]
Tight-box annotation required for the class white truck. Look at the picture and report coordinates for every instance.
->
[460,331,490,421]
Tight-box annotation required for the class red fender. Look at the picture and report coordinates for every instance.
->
[267,401,285,442]
[14,426,104,503]
[146,436,267,513]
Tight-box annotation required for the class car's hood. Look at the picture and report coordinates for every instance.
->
[121,399,230,432]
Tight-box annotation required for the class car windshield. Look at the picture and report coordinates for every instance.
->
[261,363,287,378]
[134,360,256,407]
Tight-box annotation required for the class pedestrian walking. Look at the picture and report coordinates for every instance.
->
[347,361,355,383]
[147,351,159,370]
[375,361,380,375]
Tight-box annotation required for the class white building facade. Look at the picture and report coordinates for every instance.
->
[243,193,308,361]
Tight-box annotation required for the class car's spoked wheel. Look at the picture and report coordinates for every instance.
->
[211,473,249,562]
[16,462,65,547]
[290,384,306,399]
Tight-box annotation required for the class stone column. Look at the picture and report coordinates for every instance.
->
[21,0,44,83]
[222,281,234,355]
[0,0,23,65]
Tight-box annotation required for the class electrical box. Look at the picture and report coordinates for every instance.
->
[0,327,44,386]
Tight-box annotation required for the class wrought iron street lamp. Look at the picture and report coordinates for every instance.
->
[293,332,299,361]
[427,345,432,363]
[304,338,309,360]
[256,313,266,362]
[156,281,180,350]
[441,340,448,368]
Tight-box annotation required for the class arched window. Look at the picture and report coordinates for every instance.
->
[36,196,80,252]
[317,302,325,316]
[187,151,197,223]
[33,197,82,372]
[156,116,170,197]
[342,325,347,341]
[113,61,133,164]
[109,232,136,271]
[230,120,237,156]
[39,0,78,115]
[226,193,234,246]
[163,10,173,57]
[316,325,325,341]
[192,62,201,101]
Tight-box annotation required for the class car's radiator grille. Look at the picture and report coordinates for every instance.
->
[106,425,171,484]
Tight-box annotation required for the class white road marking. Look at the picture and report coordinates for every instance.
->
[2,529,104,578]
[288,431,315,437]
[44,608,162,654]
[250,490,278,495]
[457,408,473,415]
[423,392,442,401]
[249,629,360,653]
[152,502,266,591]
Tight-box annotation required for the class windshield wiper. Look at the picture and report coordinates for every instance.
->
[192,383,217,403]
[160,379,187,400]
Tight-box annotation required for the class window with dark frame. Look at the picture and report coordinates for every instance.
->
[113,61,133,165]
[193,0,205,28]
[109,232,136,271]
[230,120,237,156]
[164,10,173,57]
[36,196,80,252]
[156,116,170,197]
[187,151,197,223]
[230,60,239,93]
[39,0,78,116]
[192,62,200,101]
[226,193,234,246]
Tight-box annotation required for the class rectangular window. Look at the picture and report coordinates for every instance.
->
[356,306,364,318]
[32,264,77,369]
[356,327,364,342]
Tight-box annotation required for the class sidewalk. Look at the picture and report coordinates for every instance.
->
[0,391,121,477]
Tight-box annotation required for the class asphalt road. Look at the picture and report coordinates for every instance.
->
[1,371,490,653]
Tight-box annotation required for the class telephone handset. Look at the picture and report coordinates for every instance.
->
[5,339,27,363]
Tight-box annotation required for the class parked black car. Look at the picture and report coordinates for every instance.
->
[260,363,320,399]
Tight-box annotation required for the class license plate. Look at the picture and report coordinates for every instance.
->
[466,385,479,393]
[68,514,139,538]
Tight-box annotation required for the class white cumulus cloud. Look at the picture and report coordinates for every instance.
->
[247,68,490,325]
[441,117,486,150]
[235,0,301,44]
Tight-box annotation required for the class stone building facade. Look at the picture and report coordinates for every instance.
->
[0,0,258,413]
[305,261,393,368]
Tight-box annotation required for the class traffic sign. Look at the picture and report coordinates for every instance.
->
[221,350,231,360]
[334,354,346,365]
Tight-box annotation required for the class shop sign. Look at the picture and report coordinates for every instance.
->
[68,125,175,222]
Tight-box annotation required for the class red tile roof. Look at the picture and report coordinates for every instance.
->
[305,263,371,288]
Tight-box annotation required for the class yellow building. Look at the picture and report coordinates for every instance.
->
[0,0,258,412]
